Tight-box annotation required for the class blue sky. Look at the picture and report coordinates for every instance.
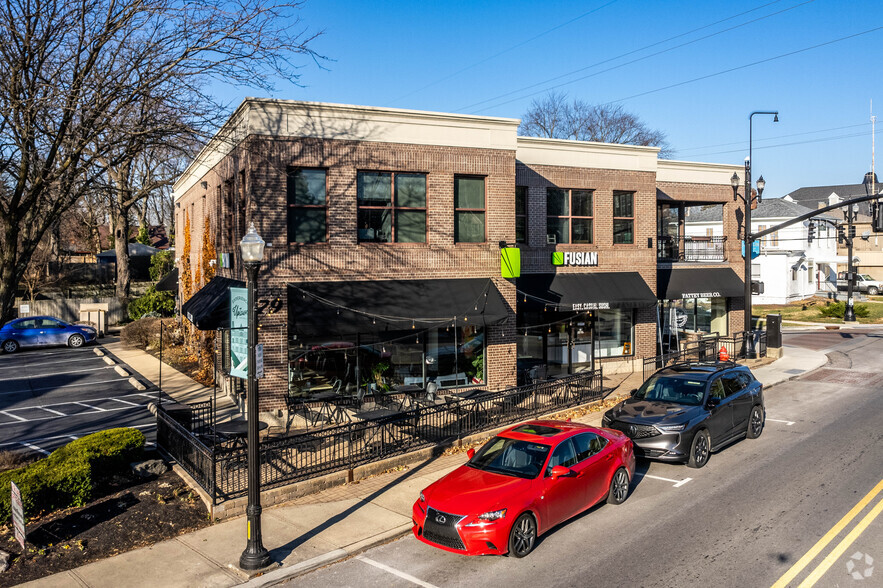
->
[218,0,882,197]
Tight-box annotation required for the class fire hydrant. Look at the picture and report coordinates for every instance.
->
[718,346,730,362]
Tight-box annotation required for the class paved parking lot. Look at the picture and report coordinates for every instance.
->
[0,344,157,455]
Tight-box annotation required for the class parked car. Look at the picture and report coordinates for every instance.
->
[0,316,98,353]
[412,419,635,558]
[602,361,764,469]
[837,272,883,295]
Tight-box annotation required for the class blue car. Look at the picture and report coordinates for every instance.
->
[0,316,98,353]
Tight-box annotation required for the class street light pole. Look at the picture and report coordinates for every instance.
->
[239,223,270,571]
[732,110,778,358]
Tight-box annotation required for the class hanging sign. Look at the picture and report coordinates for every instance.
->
[230,287,248,379]
[552,251,598,267]
[255,343,264,379]
[741,241,760,259]
[501,247,521,278]
[11,481,25,549]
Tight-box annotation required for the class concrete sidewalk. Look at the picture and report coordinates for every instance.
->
[19,342,829,588]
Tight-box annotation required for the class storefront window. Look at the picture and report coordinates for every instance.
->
[595,309,634,358]
[660,298,728,352]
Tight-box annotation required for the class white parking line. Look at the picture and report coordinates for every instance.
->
[111,398,141,407]
[0,377,133,396]
[0,356,103,370]
[0,423,156,449]
[39,407,67,416]
[356,556,439,588]
[767,418,795,426]
[0,410,27,422]
[21,442,50,455]
[637,473,693,487]
[75,401,106,412]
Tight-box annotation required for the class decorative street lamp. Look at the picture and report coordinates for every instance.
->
[238,222,270,571]
[731,110,778,358]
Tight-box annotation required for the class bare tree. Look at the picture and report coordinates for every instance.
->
[519,92,674,158]
[0,0,324,325]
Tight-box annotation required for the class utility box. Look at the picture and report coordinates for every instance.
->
[766,314,782,348]
[79,303,109,337]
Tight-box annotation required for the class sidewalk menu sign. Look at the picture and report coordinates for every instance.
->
[11,481,25,549]
[230,287,248,379]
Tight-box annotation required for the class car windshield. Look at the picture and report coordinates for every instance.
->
[635,375,706,406]
[468,436,551,479]
[861,274,873,280]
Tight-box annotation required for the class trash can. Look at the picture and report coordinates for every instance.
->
[766,314,782,348]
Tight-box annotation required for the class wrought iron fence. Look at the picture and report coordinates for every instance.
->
[642,330,768,381]
[157,369,604,503]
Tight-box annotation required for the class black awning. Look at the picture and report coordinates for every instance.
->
[155,268,179,292]
[289,278,510,337]
[516,272,657,311]
[182,276,245,330]
[658,267,744,300]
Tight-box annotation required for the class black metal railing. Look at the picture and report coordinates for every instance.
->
[657,235,727,262]
[643,330,768,381]
[157,370,604,503]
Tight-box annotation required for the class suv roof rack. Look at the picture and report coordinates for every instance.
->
[666,360,738,373]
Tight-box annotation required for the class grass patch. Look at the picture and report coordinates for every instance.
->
[755,296,883,324]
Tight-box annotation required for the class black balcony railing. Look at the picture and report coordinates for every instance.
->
[642,330,767,381]
[657,235,727,262]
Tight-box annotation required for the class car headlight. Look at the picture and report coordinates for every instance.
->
[656,423,687,433]
[464,508,507,527]
[419,492,426,502]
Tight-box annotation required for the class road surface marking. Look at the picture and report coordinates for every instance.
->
[0,423,156,449]
[39,407,67,416]
[0,377,133,396]
[75,401,106,412]
[356,556,439,588]
[799,496,883,587]
[767,418,795,426]
[21,442,49,455]
[772,477,883,588]
[0,356,102,370]
[0,411,27,422]
[111,398,141,407]
[637,473,692,487]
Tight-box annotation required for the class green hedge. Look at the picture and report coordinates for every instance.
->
[818,301,870,318]
[0,428,145,523]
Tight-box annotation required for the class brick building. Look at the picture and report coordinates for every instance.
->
[174,99,745,415]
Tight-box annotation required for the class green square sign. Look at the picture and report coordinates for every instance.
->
[501,248,521,278]
[552,252,564,266]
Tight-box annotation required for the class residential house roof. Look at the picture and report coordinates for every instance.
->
[684,198,839,223]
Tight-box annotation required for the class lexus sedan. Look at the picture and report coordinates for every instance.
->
[412,420,635,558]
[1,316,98,353]
[602,362,764,468]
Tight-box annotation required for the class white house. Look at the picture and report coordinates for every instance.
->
[684,199,843,305]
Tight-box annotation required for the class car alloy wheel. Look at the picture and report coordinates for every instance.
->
[68,334,85,348]
[508,513,537,558]
[2,340,19,353]
[869,287,879,296]
[607,467,630,505]
[747,406,764,439]
[688,429,710,469]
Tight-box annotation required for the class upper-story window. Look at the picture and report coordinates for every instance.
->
[288,168,327,244]
[613,191,634,244]
[547,188,593,244]
[358,172,427,243]
[515,186,527,244]
[455,176,485,243]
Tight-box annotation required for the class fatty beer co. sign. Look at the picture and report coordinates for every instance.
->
[552,251,598,267]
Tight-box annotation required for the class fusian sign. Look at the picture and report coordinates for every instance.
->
[552,251,598,267]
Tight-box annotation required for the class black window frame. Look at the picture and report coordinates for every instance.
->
[454,175,486,243]
[287,167,328,244]
[613,190,635,245]
[515,185,528,244]
[357,171,428,244]
[546,188,593,245]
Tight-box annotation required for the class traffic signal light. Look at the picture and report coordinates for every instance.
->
[849,225,856,239]
[838,225,846,243]
[807,222,815,243]
[873,203,883,233]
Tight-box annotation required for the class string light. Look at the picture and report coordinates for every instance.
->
[411,320,415,329]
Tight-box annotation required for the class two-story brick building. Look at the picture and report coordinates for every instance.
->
[174,99,746,415]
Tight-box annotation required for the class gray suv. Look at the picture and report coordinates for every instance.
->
[602,362,764,468]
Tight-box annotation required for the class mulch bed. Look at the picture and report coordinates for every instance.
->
[0,464,211,587]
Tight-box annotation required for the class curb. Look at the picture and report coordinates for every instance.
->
[239,524,413,587]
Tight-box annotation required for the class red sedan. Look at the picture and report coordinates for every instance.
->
[412,419,635,558]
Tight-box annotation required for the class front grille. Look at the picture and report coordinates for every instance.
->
[609,421,660,439]
[423,507,466,550]
[636,447,666,457]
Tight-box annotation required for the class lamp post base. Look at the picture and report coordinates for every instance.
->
[239,545,272,571]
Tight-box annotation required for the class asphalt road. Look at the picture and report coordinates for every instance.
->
[288,331,883,588]
[0,343,157,455]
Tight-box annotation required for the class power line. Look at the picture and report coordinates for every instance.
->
[460,0,807,113]
[676,122,872,155]
[685,126,883,158]
[392,0,621,104]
